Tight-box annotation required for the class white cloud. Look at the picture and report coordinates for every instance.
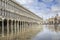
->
[51,5,60,14]
[16,0,34,4]
[16,0,60,19]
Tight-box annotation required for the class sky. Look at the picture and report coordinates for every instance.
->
[15,0,60,19]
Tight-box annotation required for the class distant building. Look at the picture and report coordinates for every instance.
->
[47,14,60,24]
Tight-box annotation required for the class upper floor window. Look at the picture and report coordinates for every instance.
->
[0,9,2,16]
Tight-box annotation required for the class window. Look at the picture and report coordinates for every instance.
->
[2,10,5,16]
[0,1,2,6]
[0,9,2,16]
[9,12,11,18]
[4,10,6,17]
[2,1,5,7]
[6,11,8,17]
[13,13,15,19]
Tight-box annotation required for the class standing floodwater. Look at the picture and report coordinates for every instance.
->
[32,25,60,40]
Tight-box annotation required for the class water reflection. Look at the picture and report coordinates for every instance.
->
[47,25,60,32]
[32,25,60,40]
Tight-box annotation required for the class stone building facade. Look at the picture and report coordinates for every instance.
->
[0,0,42,40]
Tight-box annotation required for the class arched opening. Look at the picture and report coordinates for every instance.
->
[4,19,7,36]
[23,21,24,28]
[0,19,2,36]
[20,21,23,31]
[25,22,28,28]
[16,21,18,33]
[19,21,20,31]
[13,20,15,33]
[9,20,11,34]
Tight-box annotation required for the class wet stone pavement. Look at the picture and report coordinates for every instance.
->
[32,25,60,40]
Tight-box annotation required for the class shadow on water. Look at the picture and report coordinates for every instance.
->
[32,25,60,40]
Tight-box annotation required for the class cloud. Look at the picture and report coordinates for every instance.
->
[38,2,46,9]
[16,0,34,4]
[42,0,54,3]
[51,6,60,12]
[16,0,60,19]
[50,4,60,15]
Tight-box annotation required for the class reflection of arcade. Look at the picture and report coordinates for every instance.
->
[47,25,60,32]
[54,25,58,32]
[54,14,58,31]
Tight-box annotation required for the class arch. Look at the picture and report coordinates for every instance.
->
[16,21,18,33]
[9,20,11,34]
[19,21,22,32]
[0,18,2,36]
[19,21,20,31]
[22,21,24,28]
[4,19,7,36]
[20,21,22,26]
[13,20,15,33]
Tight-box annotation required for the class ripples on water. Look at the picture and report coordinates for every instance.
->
[32,25,60,40]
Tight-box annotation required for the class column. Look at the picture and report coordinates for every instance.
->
[27,22,29,32]
[31,23,32,30]
[19,21,21,39]
[24,22,26,32]
[19,21,20,32]
[7,20,9,36]
[16,21,17,33]
[2,19,4,37]
[25,22,27,32]
[20,21,21,32]
[24,22,25,32]
[22,21,24,32]
[19,22,20,32]
[31,23,33,30]
[21,21,23,32]
[11,20,13,34]
[17,21,18,33]
[20,21,22,32]
[18,21,19,33]
[23,21,24,32]
[15,21,16,34]
[26,22,28,32]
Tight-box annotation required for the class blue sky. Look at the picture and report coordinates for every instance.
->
[16,0,60,19]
